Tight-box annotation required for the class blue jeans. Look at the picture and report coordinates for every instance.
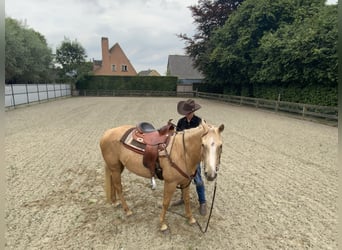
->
[193,164,206,204]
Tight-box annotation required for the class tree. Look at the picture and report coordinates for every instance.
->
[55,37,88,83]
[209,0,297,93]
[207,0,337,103]
[5,17,53,83]
[178,0,243,79]
[253,4,337,86]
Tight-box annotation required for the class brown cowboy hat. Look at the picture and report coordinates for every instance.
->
[177,99,201,115]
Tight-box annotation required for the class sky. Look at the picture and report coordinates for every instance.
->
[326,0,338,4]
[5,0,200,75]
[5,0,338,76]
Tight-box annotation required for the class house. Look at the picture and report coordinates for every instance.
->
[166,55,204,92]
[138,69,161,76]
[93,37,137,76]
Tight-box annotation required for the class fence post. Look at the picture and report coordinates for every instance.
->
[53,83,56,99]
[46,83,49,100]
[11,84,16,107]
[25,83,30,104]
[302,105,306,118]
[275,94,280,112]
[37,83,40,103]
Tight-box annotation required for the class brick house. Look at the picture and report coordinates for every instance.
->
[93,37,137,76]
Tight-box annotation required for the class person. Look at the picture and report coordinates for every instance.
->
[171,99,207,216]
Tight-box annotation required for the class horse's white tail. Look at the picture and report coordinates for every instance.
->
[104,164,112,203]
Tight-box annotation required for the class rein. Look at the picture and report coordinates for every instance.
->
[164,133,195,189]
[165,133,196,188]
[196,178,217,233]
[164,126,208,189]
[168,177,218,234]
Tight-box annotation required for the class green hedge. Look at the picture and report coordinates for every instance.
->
[76,75,178,91]
[197,82,337,106]
[253,83,337,106]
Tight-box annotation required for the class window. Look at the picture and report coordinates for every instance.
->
[111,64,116,72]
[121,65,128,72]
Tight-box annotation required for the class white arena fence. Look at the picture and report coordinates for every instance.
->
[5,83,71,108]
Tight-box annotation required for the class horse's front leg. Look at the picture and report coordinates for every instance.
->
[182,185,196,225]
[159,182,177,232]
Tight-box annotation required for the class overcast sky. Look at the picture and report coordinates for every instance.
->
[6,0,338,76]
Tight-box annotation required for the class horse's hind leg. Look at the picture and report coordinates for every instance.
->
[111,168,133,216]
[105,164,117,205]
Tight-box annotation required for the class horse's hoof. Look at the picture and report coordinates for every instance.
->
[160,223,168,232]
[189,217,196,225]
[126,210,133,216]
[162,228,170,235]
[113,201,121,208]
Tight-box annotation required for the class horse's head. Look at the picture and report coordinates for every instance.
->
[201,123,224,181]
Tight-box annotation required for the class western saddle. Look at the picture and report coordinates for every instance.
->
[132,119,175,188]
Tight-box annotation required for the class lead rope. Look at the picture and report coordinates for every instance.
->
[196,177,217,234]
[167,177,218,234]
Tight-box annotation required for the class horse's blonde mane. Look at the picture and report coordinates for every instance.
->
[172,122,208,144]
[175,123,204,136]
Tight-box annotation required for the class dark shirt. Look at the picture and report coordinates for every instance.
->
[176,115,202,131]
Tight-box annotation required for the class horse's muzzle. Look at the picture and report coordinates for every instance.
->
[205,172,217,181]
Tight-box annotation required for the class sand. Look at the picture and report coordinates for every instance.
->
[5,97,338,249]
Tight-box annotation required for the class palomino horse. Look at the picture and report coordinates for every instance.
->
[100,120,224,231]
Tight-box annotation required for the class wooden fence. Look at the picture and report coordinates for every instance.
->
[196,92,338,123]
[77,89,338,124]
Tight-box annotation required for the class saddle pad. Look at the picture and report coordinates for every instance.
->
[121,127,145,153]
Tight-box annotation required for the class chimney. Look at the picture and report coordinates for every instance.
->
[101,37,109,67]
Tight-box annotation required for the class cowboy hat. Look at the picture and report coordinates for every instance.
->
[177,99,201,115]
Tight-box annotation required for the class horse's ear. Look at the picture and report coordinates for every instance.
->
[218,124,224,133]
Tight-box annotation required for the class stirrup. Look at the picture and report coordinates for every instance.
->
[150,177,156,190]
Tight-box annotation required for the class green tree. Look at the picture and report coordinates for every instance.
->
[55,37,88,83]
[207,0,337,104]
[5,17,53,83]
[209,0,297,94]
[254,4,337,86]
[178,0,243,87]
